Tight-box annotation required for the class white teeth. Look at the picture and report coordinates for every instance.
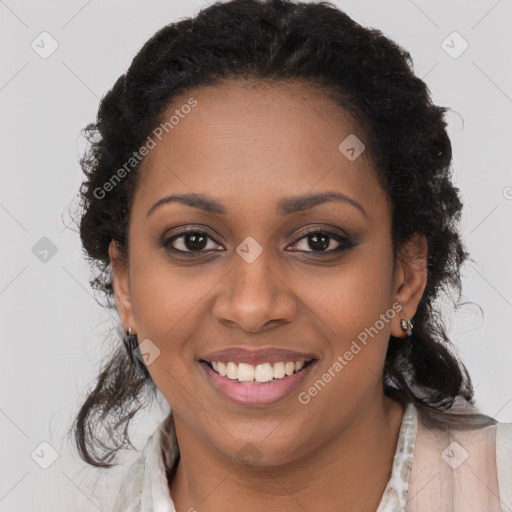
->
[217,361,227,377]
[237,363,255,382]
[209,360,311,383]
[226,362,238,380]
[273,362,285,379]
[255,363,273,383]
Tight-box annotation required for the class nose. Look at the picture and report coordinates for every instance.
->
[212,251,297,333]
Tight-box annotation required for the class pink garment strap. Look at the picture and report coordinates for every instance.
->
[406,414,503,511]
[496,422,512,512]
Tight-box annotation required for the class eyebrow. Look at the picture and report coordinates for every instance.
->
[146,191,367,218]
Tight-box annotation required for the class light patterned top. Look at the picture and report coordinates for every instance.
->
[112,403,512,511]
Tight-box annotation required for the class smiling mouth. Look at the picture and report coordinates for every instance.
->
[200,359,316,385]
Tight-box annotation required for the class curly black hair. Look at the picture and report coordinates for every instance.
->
[71,0,490,469]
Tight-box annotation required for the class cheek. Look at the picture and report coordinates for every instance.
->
[296,243,395,393]
[295,264,396,423]
[128,244,219,341]
[127,251,205,405]
[297,243,395,335]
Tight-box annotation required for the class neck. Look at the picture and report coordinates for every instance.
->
[169,395,405,512]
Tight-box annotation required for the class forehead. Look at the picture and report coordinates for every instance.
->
[132,80,388,220]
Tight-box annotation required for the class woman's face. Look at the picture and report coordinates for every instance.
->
[110,80,426,465]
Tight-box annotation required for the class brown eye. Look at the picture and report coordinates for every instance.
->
[305,232,331,251]
[163,229,224,254]
[288,230,352,254]
[181,232,208,251]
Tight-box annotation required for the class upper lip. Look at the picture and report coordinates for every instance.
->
[200,347,318,366]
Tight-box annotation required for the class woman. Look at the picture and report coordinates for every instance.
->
[73,0,512,510]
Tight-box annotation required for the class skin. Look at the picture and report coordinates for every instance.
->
[109,80,428,512]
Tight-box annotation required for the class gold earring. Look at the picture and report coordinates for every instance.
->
[400,319,413,337]
[127,326,137,336]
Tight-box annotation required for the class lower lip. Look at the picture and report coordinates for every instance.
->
[200,361,316,406]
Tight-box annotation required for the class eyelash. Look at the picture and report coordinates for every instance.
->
[161,227,353,257]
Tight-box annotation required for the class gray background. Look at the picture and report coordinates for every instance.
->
[1,0,511,510]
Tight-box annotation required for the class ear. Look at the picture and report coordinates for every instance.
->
[109,240,136,333]
[390,233,428,338]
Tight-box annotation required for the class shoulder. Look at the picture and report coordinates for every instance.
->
[496,420,512,511]
[111,450,147,512]
[406,403,512,511]
[112,414,177,512]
